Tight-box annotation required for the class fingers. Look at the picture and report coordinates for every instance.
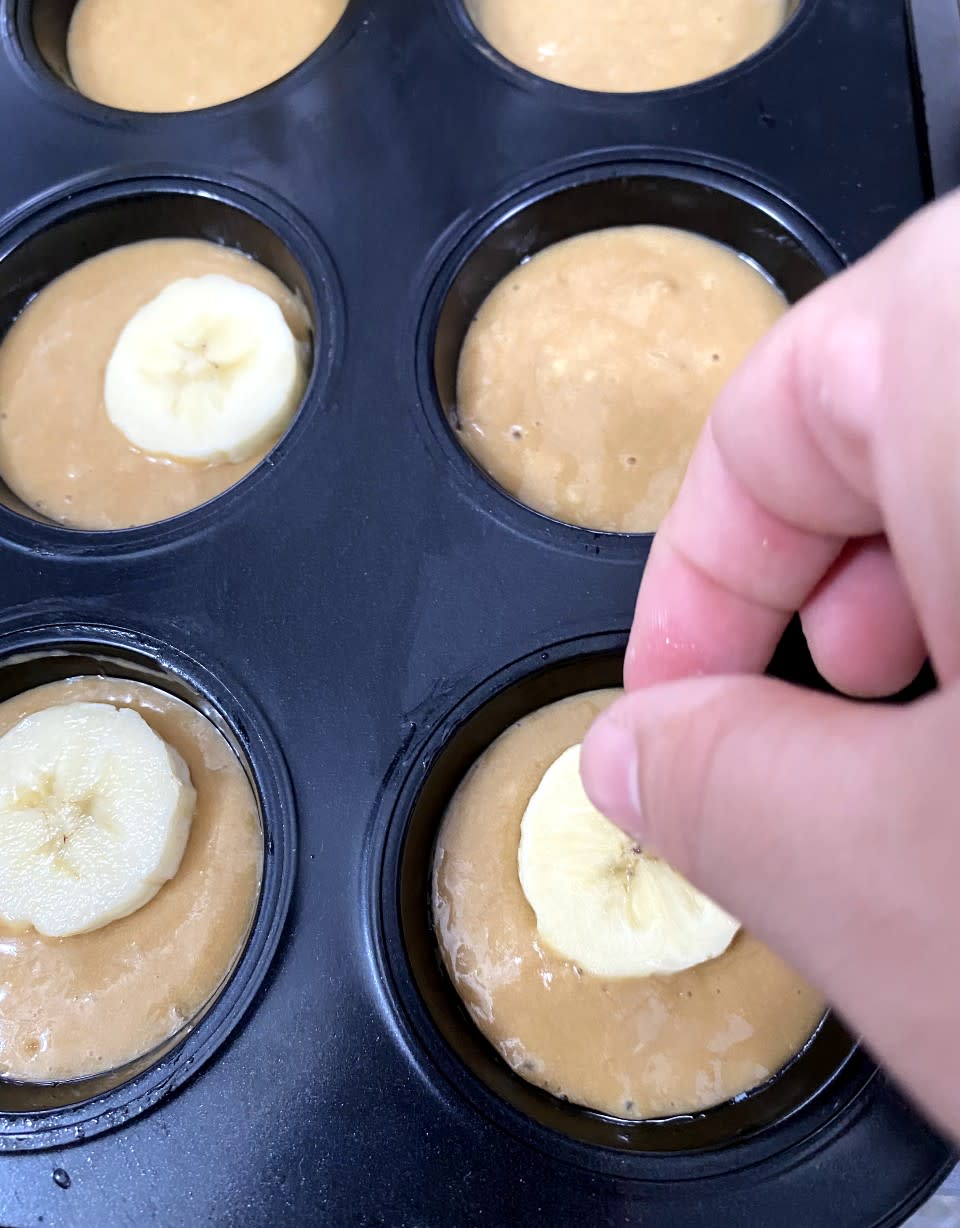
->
[627,527,926,699]
[624,421,844,688]
[581,679,960,1137]
[626,189,960,688]
[800,537,926,698]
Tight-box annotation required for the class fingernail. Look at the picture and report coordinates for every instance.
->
[580,713,645,839]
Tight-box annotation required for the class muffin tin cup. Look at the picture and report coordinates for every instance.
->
[0,617,296,1152]
[372,634,951,1214]
[376,635,862,1166]
[0,171,343,556]
[416,153,843,553]
[5,0,365,122]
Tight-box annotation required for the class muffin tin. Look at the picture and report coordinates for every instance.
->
[0,0,955,1224]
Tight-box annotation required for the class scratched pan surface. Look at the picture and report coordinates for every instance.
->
[0,0,954,1224]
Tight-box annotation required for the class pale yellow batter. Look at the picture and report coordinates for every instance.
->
[0,677,262,1084]
[434,691,824,1120]
[467,0,788,93]
[456,226,786,533]
[67,0,348,112]
[0,238,311,531]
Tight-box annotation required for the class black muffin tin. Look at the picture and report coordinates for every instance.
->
[0,0,955,1223]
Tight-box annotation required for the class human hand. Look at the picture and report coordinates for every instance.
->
[580,189,960,1138]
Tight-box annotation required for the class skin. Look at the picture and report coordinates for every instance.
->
[580,190,960,1140]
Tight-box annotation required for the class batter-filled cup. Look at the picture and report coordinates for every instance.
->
[454,225,787,533]
[0,675,262,1084]
[0,237,312,531]
[433,689,825,1120]
[465,0,790,93]
[66,0,349,112]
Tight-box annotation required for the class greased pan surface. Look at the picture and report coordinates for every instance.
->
[0,1,953,1224]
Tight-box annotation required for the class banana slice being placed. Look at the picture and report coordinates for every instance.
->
[105,273,305,465]
[518,744,739,979]
[0,702,196,939]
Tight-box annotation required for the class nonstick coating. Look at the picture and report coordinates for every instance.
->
[0,0,954,1223]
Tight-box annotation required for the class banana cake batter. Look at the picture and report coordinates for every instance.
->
[467,0,788,93]
[433,690,825,1119]
[0,677,262,1084]
[0,682,262,1085]
[67,0,348,112]
[455,225,787,533]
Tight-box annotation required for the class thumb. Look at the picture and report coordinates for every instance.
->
[580,677,960,1136]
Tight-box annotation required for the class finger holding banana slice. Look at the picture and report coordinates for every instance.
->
[518,744,739,979]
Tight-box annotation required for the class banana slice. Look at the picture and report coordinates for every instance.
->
[518,744,739,978]
[0,702,196,939]
[104,273,305,465]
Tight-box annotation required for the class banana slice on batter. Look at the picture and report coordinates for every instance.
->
[518,744,739,978]
[0,702,195,938]
[105,273,305,464]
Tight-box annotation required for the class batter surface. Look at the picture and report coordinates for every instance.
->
[433,690,824,1119]
[467,0,788,93]
[0,238,311,531]
[455,226,787,533]
[67,0,349,112]
[0,677,262,1084]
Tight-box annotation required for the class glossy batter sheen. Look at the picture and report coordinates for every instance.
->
[67,0,348,112]
[433,691,824,1120]
[455,226,787,533]
[467,0,788,93]
[0,238,312,531]
[0,678,262,1084]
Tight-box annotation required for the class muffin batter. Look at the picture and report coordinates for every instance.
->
[433,690,824,1119]
[455,226,787,532]
[0,238,311,531]
[67,0,349,112]
[0,677,262,1083]
[467,0,788,93]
